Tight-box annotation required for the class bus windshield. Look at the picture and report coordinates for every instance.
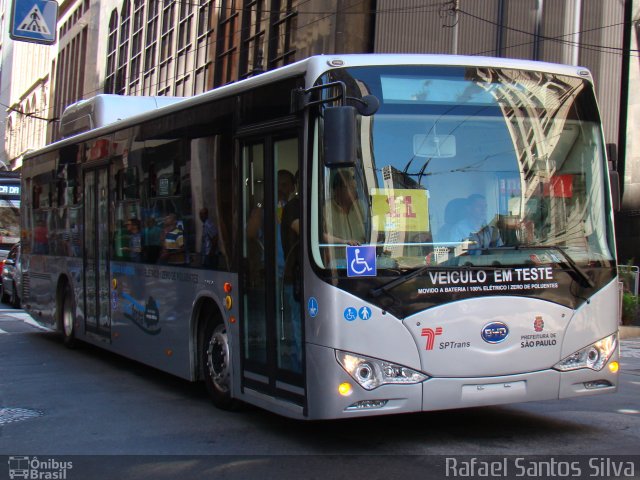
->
[312,65,615,272]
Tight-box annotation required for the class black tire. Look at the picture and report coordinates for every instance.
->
[60,285,77,348]
[10,281,19,308]
[201,321,238,410]
[0,283,9,304]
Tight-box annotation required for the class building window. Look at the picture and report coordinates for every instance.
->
[194,0,214,93]
[104,10,118,94]
[269,0,297,69]
[214,0,240,87]
[116,0,131,95]
[239,0,268,79]
[51,26,88,141]
[175,0,195,95]
[129,0,145,94]
[6,116,15,160]
[159,0,176,95]
[143,0,160,95]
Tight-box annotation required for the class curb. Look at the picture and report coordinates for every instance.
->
[620,325,640,339]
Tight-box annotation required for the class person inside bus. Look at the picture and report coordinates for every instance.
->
[451,194,503,251]
[34,218,49,254]
[277,170,296,278]
[323,168,366,247]
[123,218,142,262]
[159,213,185,264]
[246,169,296,272]
[280,171,301,372]
[143,217,162,263]
[199,207,219,268]
[437,197,468,243]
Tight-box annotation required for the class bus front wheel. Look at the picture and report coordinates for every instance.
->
[201,321,237,410]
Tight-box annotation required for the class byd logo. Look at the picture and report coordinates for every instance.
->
[481,322,509,343]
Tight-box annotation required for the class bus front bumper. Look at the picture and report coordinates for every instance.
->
[306,344,618,419]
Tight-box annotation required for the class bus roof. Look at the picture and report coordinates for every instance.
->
[59,95,187,138]
[25,54,593,160]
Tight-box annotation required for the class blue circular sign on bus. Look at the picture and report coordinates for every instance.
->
[344,307,358,322]
[481,321,509,343]
[359,306,372,320]
[307,297,319,318]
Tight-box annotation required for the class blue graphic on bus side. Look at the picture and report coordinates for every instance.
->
[121,292,161,335]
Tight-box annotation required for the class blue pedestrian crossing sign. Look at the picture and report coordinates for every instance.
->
[10,0,58,45]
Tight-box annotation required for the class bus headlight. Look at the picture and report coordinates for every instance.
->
[336,350,428,390]
[553,333,618,372]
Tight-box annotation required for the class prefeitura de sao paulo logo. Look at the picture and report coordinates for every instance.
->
[534,316,545,332]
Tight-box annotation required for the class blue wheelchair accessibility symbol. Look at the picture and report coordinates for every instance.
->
[346,245,377,277]
[344,307,358,322]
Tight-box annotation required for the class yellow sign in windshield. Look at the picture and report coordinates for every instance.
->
[371,188,429,232]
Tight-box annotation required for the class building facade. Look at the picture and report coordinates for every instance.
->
[1,0,53,171]
[2,0,640,263]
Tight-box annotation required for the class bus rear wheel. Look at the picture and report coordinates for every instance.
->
[60,286,77,348]
[201,321,237,410]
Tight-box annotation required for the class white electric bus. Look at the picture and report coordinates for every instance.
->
[20,55,620,419]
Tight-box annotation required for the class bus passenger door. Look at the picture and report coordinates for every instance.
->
[241,132,304,407]
[83,167,111,339]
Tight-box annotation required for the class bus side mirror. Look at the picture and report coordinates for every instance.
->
[607,144,621,212]
[323,106,357,168]
[609,169,620,212]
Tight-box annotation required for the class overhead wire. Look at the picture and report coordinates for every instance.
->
[455,7,639,58]
[6,1,640,120]
[1,104,54,122]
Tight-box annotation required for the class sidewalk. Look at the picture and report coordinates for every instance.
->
[620,325,640,339]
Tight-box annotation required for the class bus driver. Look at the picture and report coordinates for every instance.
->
[323,168,366,247]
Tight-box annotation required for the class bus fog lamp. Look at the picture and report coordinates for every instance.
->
[336,350,428,390]
[346,400,389,410]
[553,333,617,372]
[584,380,612,389]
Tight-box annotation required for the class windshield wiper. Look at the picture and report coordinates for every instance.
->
[483,245,595,289]
[369,264,431,298]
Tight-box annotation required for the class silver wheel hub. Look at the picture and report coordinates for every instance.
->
[206,324,230,393]
[63,300,73,337]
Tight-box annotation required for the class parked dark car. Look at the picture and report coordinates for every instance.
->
[1,242,21,307]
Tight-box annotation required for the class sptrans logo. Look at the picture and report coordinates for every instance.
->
[421,327,443,350]
[8,456,73,479]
